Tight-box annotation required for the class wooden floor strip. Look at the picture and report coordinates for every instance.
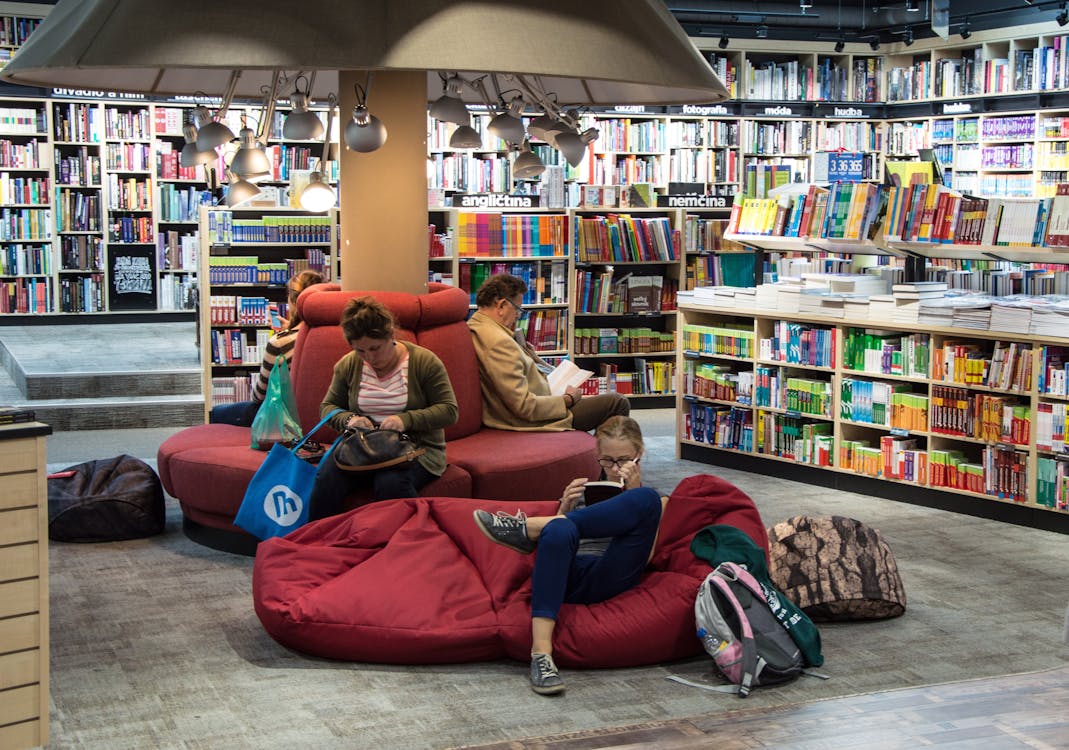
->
[455,665,1069,749]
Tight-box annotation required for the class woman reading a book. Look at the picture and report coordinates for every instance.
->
[307,296,458,520]
[467,273,629,432]
[472,416,666,695]
[209,269,325,427]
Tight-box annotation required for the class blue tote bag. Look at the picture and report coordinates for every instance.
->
[234,409,342,540]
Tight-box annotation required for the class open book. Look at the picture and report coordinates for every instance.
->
[546,359,594,396]
[583,480,624,505]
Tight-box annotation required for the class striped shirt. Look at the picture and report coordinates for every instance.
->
[252,327,300,402]
[357,347,410,423]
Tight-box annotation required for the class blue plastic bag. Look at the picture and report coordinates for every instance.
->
[234,409,341,540]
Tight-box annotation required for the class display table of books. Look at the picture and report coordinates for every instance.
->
[677,283,1069,526]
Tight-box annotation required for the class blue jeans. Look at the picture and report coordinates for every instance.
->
[530,487,662,621]
[209,400,261,427]
[308,456,436,520]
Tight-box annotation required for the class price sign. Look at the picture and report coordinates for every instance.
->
[824,152,867,182]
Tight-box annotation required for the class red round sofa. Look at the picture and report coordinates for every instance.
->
[252,474,768,667]
[158,283,600,554]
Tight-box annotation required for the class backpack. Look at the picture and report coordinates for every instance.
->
[693,561,804,697]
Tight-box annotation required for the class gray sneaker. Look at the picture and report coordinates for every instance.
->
[530,653,565,695]
[473,509,535,554]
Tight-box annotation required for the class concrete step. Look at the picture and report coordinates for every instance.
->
[18,367,202,400]
[18,393,204,431]
[0,320,204,431]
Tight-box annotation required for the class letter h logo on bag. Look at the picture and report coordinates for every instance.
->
[264,484,304,528]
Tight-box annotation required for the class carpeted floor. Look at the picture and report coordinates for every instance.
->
[43,418,1069,749]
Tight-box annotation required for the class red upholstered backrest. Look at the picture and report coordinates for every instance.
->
[291,284,477,438]
[416,283,482,440]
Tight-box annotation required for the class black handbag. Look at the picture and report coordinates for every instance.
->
[333,425,426,472]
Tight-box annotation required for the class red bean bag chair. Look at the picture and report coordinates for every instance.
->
[252,474,767,668]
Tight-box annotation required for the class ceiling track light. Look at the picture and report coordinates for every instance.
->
[344,73,388,153]
[834,35,846,53]
[756,25,769,39]
[1059,2,1069,26]
[282,73,325,141]
[960,20,972,40]
[800,0,813,11]
[179,120,215,168]
[905,0,919,11]
[195,69,242,152]
[429,73,470,126]
[448,123,483,149]
[512,139,545,179]
[869,39,880,50]
[718,32,729,49]
[487,89,527,145]
[229,72,283,183]
[229,119,272,182]
[299,93,338,212]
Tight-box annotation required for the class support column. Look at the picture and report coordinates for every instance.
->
[338,70,428,294]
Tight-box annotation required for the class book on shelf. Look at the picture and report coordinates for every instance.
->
[583,480,625,505]
[626,275,663,313]
[546,359,595,396]
[0,405,35,425]
[1044,183,1069,247]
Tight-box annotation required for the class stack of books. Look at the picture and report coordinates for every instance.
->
[1031,300,1069,337]
[988,296,1036,332]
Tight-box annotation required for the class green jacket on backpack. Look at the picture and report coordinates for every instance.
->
[691,523,824,668]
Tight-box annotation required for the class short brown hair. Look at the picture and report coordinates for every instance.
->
[475,273,527,309]
[340,296,395,342]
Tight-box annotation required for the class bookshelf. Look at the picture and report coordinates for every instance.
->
[198,205,337,418]
[52,100,104,313]
[152,104,213,313]
[571,207,681,405]
[0,94,339,319]
[0,97,50,314]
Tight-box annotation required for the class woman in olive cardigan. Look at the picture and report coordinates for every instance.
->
[308,296,458,520]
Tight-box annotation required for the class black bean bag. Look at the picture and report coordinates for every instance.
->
[47,455,165,542]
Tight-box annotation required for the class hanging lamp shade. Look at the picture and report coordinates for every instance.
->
[343,105,387,153]
[230,126,272,181]
[513,147,545,179]
[449,124,482,149]
[525,113,557,142]
[429,93,470,125]
[283,87,325,141]
[225,171,260,206]
[195,119,235,151]
[179,123,216,167]
[299,171,336,212]
[283,108,324,141]
[0,1,728,106]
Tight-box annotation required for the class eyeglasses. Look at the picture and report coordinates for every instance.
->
[597,456,641,470]
[503,297,525,315]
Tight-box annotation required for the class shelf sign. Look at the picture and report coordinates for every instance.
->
[942,101,973,114]
[452,193,536,209]
[51,87,147,100]
[657,194,729,208]
[821,106,873,119]
[668,104,736,117]
[107,246,157,311]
